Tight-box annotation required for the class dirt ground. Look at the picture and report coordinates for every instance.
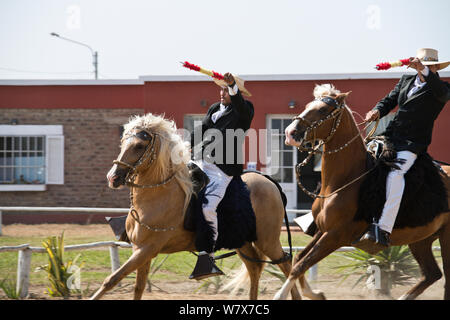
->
[22,274,444,301]
[1,224,446,300]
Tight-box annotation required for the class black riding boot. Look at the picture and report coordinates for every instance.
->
[189,251,224,281]
[353,223,391,247]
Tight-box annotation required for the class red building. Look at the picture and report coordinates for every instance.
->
[0,72,449,223]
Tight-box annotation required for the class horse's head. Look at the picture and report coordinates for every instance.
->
[107,113,192,190]
[107,127,157,189]
[285,84,351,149]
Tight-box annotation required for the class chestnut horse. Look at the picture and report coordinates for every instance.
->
[276,84,450,300]
[90,113,323,300]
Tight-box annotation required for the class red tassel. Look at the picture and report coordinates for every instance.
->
[399,58,410,66]
[182,61,225,80]
[375,58,411,70]
[211,70,224,80]
[182,61,200,72]
[375,62,391,70]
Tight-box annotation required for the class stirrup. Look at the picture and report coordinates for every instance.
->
[352,223,390,254]
[189,253,224,281]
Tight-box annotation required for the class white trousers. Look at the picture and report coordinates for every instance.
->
[377,150,417,233]
[193,160,233,246]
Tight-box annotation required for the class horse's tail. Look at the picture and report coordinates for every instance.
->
[221,264,249,295]
[221,247,267,296]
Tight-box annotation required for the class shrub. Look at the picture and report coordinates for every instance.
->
[36,232,84,298]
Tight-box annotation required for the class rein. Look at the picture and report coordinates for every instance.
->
[113,129,178,232]
[293,96,380,199]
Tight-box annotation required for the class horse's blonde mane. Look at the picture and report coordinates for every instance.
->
[313,83,359,128]
[123,113,193,213]
[313,83,340,99]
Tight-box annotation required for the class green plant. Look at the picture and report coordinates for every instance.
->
[334,245,420,297]
[36,232,84,298]
[263,263,287,282]
[0,277,21,299]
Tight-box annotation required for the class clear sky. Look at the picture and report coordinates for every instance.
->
[1,0,449,79]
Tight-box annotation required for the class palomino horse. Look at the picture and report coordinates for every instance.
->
[276,84,450,300]
[90,113,323,300]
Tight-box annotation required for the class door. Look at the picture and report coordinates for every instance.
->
[266,115,298,216]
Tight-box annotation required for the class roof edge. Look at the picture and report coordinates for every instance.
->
[140,71,450,81]
[1,71,449,85]
[0,79,145,86]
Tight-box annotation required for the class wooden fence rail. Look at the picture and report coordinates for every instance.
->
[0,241,131,298]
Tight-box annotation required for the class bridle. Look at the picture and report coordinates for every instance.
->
[292,96,378,199]
[113,129,176,188]
[113,128,177,232]
[292,96,345,154]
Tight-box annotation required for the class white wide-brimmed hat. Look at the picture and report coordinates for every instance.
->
[416,48,450,70]
[213,74,252,97]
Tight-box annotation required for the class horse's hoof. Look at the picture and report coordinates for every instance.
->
[398,293,411,300]
[273,288,288,300]
[315,291,326,300]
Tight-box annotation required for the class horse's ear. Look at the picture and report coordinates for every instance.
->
[336,91,352,104]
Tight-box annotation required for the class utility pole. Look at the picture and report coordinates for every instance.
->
[50,32,98,79]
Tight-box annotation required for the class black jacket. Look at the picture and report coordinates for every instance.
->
[191,88,254,176]
[374,71,449,154]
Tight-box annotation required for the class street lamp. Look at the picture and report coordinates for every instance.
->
[50,32,98,79]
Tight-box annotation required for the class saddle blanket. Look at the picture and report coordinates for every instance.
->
[184,164,257,253]
[354,137,448,229]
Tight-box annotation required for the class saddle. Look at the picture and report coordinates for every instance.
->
[106,162,258,252]
[354,136,449,229]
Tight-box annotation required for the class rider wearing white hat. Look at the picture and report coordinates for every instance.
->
[356,48,450,247]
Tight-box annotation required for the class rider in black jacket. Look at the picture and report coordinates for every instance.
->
[355,48,450,248]
[189,73,254,280]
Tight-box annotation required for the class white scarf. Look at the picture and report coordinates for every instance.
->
[211,103,228,123]
[407,75,426,98]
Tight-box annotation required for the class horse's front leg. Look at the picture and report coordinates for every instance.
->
[273,231,341,300]
[134,259,151,300]
[90,245,156,300]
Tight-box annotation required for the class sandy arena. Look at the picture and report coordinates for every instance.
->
[0,224,445,300]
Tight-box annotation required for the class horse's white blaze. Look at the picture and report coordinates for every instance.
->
[284,120,301,147]
[273,278,295,300]
[106,164,118,186]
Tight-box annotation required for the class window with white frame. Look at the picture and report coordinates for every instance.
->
[0,125,64,191]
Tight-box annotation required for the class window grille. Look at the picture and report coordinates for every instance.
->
[0,136,46,184]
